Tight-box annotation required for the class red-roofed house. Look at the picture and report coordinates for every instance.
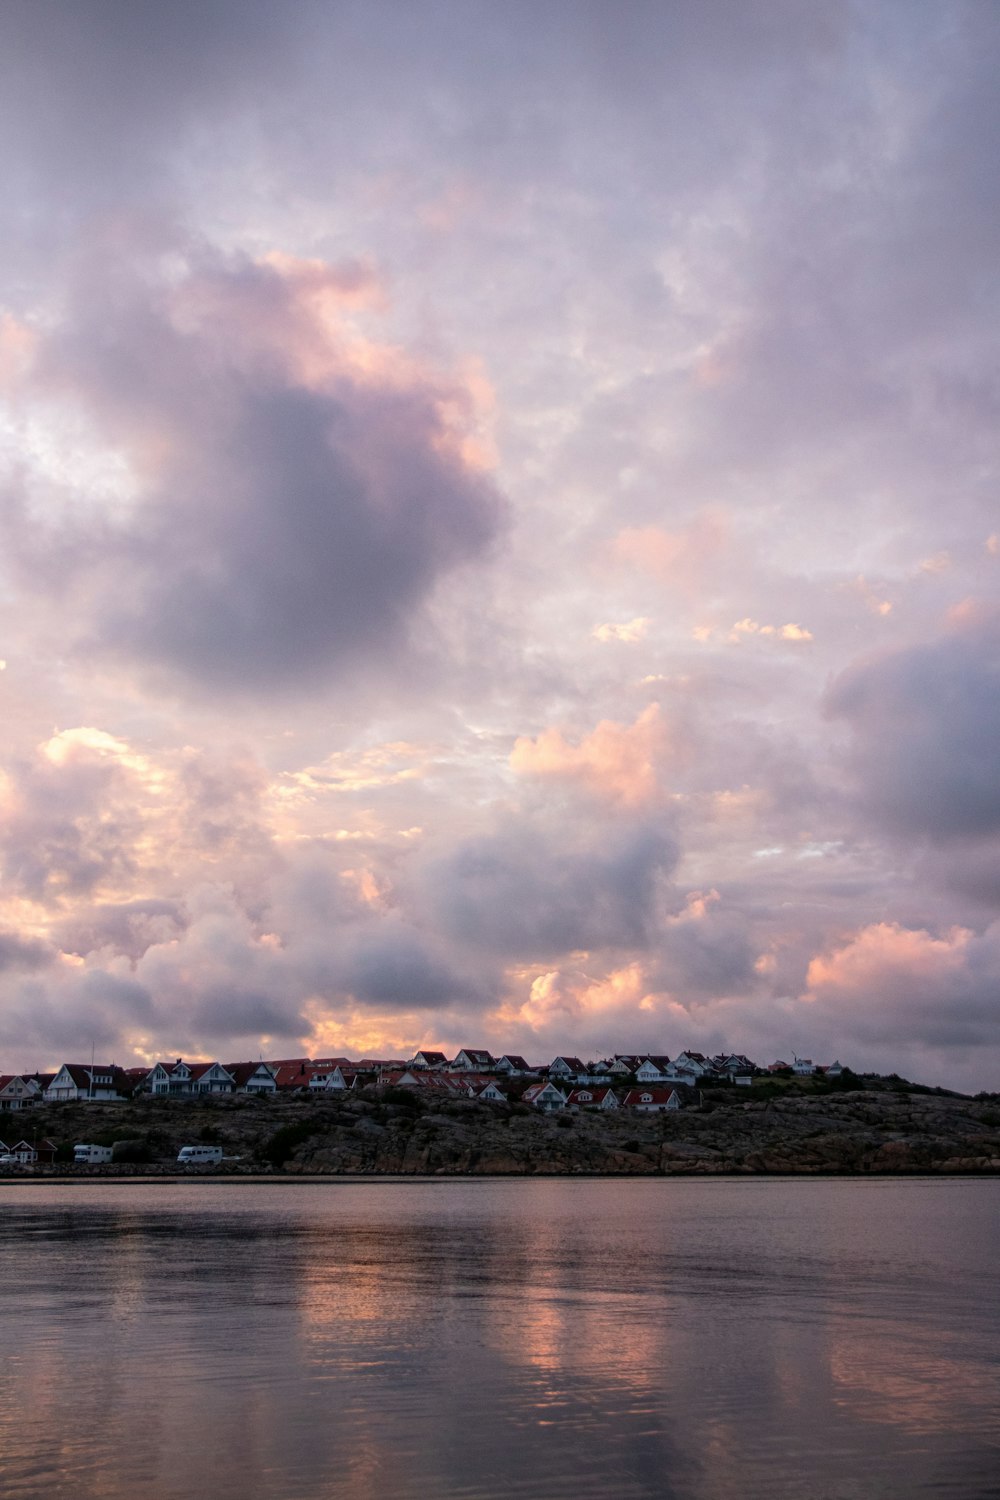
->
[469,1079,508,1103]
[225,1062,278,1094]
[495,1055,532,1075]
[147,1060,235,1096]
[567,1086,620,1110]
[46,1064,131,1102]
[547,1056,585,1080]
[635,1056,672,1083]
[522,1081,568,1112]
[621,1087,683,1112]
[0,1075,45,1111]
[449,1049,495,1071]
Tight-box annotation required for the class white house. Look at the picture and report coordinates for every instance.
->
[567,1086,620,1110]
[602,1056,639,1076]
[635,1056,671,1083]
[410,1050,449,1070]
[147,1060,236,1096]
[792,1056,816,1075]
[470,1080,508,1103]
[225,1062,278,1095]
[449,1049,495,1071]
[547,1056,585,1081]
[46,1064,129,1102]
[663,1052,711,1082]
[621,1087,683,1113]
[522,1081,568,1112]
[0,1075,44,1111]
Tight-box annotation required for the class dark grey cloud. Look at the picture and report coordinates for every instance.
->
[0,1,291,222]
[343,925,489,1011]
[188,986,304,1044]
[825,610,1000,842]
[0,931,54,973]
[653,901,758,1001]
[424,816,679,960]
[0,968,155,1061]
[8,251,503,695]
[55,899,188,963]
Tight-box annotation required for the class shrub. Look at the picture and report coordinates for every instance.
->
[111,1138,152,1164]
[261,1119,321,1167]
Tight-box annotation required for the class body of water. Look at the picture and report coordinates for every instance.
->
[0,1177,997,1498]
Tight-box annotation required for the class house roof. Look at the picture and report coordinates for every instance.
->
[187,1061,231,1082]
[225,1061,275,1086]
[379,1071,467,1094]
[549,1056,585,1071]
[272,1063,324,1089]
[621,1087,680,1106]
[567,1086,616,1104]
[523,1081,566,1100]
[51,1063,128,1089]
[52,1064,93,1088]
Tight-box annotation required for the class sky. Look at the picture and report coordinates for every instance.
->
[0,1,998,1090]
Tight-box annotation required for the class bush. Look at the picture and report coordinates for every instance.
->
[261,1119,320,1167]
[111,1138,152,1164]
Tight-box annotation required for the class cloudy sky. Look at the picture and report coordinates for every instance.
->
[0,1,998,1089]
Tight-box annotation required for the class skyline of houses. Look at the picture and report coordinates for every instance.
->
[0,1048,848,1115]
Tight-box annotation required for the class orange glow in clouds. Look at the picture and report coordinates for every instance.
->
[510,703,670,808]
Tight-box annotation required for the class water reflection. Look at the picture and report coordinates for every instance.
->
[0,1180,997,1499]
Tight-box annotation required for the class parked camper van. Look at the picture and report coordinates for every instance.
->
[74,1144,113,1164]
[176,1145,224,1166]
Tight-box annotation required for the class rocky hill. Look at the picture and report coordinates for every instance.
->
[4,1084,1000,1176]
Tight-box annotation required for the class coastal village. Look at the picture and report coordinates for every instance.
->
[0,1045,853,1166]
[0,1042,997,1176]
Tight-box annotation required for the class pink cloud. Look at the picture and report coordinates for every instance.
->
[510,703,671,808]
[611,515,727,587]
[803,921,973,1002]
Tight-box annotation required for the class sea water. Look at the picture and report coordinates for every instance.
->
[0,1177,997,1498]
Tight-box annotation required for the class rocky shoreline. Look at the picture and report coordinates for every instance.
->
[3,1084,1000,1178]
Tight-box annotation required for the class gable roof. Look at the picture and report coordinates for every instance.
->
[567,1086,617,1105]
[224,1062,276,1087]
[621,1086,681,1106]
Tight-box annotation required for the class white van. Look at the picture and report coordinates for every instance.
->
[74,1144,114,1164]
[176,1145,224,1166]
